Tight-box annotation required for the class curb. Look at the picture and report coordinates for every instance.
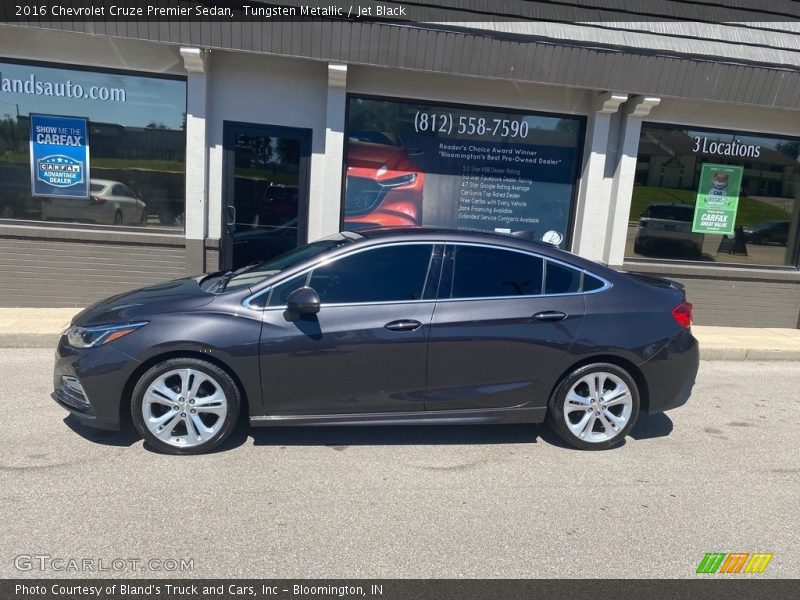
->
[0,334,61,348]
[2,335,800,361]
[700,347,800,361]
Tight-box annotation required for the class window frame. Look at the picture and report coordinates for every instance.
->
[628,120,800,270]
[0,56,187,235]
[243,240,611,310]
[341,93,587,251]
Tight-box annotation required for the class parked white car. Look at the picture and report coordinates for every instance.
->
[41,179,146,226]
[634,203,704,257]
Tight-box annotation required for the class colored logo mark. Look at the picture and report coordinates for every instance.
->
[696,552,773,574]
[37,155,84,188]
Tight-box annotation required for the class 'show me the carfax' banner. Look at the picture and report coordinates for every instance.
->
[29,114,90,199]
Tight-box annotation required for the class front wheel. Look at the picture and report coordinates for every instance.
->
[547,363,640,450]
[131,358,240,455]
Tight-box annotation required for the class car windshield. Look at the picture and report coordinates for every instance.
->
[645,205,694,222]
[348,131,400,146]
[212,231,363,293]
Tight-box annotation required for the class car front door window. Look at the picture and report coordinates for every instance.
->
[268,243,435,307]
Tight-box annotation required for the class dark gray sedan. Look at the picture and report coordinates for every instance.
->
[53,228,699,454]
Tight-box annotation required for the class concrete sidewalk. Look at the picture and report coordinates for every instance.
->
[1,308,799,360]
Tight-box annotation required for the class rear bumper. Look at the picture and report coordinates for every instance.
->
[639,328,700,414]
[637,230,703,247]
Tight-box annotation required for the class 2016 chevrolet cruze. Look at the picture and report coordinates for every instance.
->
[53,228,699,454]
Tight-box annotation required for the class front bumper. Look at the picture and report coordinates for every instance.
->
[52,335,141,430]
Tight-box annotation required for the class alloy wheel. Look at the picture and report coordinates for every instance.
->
[142,368,228,448]
[563,372,633,443]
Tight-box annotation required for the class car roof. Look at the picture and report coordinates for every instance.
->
[645,203,694,208]
[356,226,552,247]
[348,226,612,274]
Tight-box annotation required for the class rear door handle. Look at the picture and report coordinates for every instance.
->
[385,319,422,332]
[533,311,567,322]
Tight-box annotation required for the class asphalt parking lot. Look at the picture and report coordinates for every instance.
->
[1,349,798,579]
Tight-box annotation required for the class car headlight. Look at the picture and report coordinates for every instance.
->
[379,173,417,188]
[63,322,148,348]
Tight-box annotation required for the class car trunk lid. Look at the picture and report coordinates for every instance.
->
[623,272,686,299]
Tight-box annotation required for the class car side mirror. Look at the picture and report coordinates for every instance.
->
[287,287,321,315]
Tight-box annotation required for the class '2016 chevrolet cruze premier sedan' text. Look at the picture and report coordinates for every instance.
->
[53,228,699,454]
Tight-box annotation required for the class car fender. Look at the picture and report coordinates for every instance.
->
[110,311,263,416]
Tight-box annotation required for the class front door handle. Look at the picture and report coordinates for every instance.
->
[533,311,567,322]
[385,319,422,332]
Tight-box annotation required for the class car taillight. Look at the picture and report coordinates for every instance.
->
[671,301,693,329]
[91,195,106,204]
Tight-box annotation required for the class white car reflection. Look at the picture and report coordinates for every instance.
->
[41,179,147,226]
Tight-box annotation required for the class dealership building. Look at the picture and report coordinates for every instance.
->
[1,2,799,327]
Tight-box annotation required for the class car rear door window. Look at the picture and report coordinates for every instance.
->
[545,261,582,294]
[583,273,606,292]
[307,244,434,304]
[449,245,543,299]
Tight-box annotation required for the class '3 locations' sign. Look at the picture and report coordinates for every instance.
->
[692,135,761,158]
[30,114,90,199]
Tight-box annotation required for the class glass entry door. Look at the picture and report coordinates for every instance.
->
[222,122,311,270]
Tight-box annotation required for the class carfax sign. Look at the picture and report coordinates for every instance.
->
[691,163,743,235]
[29,114,90,198]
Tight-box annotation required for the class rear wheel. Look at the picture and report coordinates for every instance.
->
[131,358,240,455]
[547,363,640,450]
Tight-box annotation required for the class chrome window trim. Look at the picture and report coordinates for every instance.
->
[258,298,438,312]
[242,241,439,311]
[242,239,612,311]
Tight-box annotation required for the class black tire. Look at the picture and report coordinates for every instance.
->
[113,210,123,225]
[131,358,241,455]
[547,362,640,451]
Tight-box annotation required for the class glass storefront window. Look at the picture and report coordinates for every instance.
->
[343,96,584,249]
[626,123,800,267]
[0,60,186,229]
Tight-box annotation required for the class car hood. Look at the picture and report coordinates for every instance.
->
[347,141,417,172]
[72,277,215,326]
